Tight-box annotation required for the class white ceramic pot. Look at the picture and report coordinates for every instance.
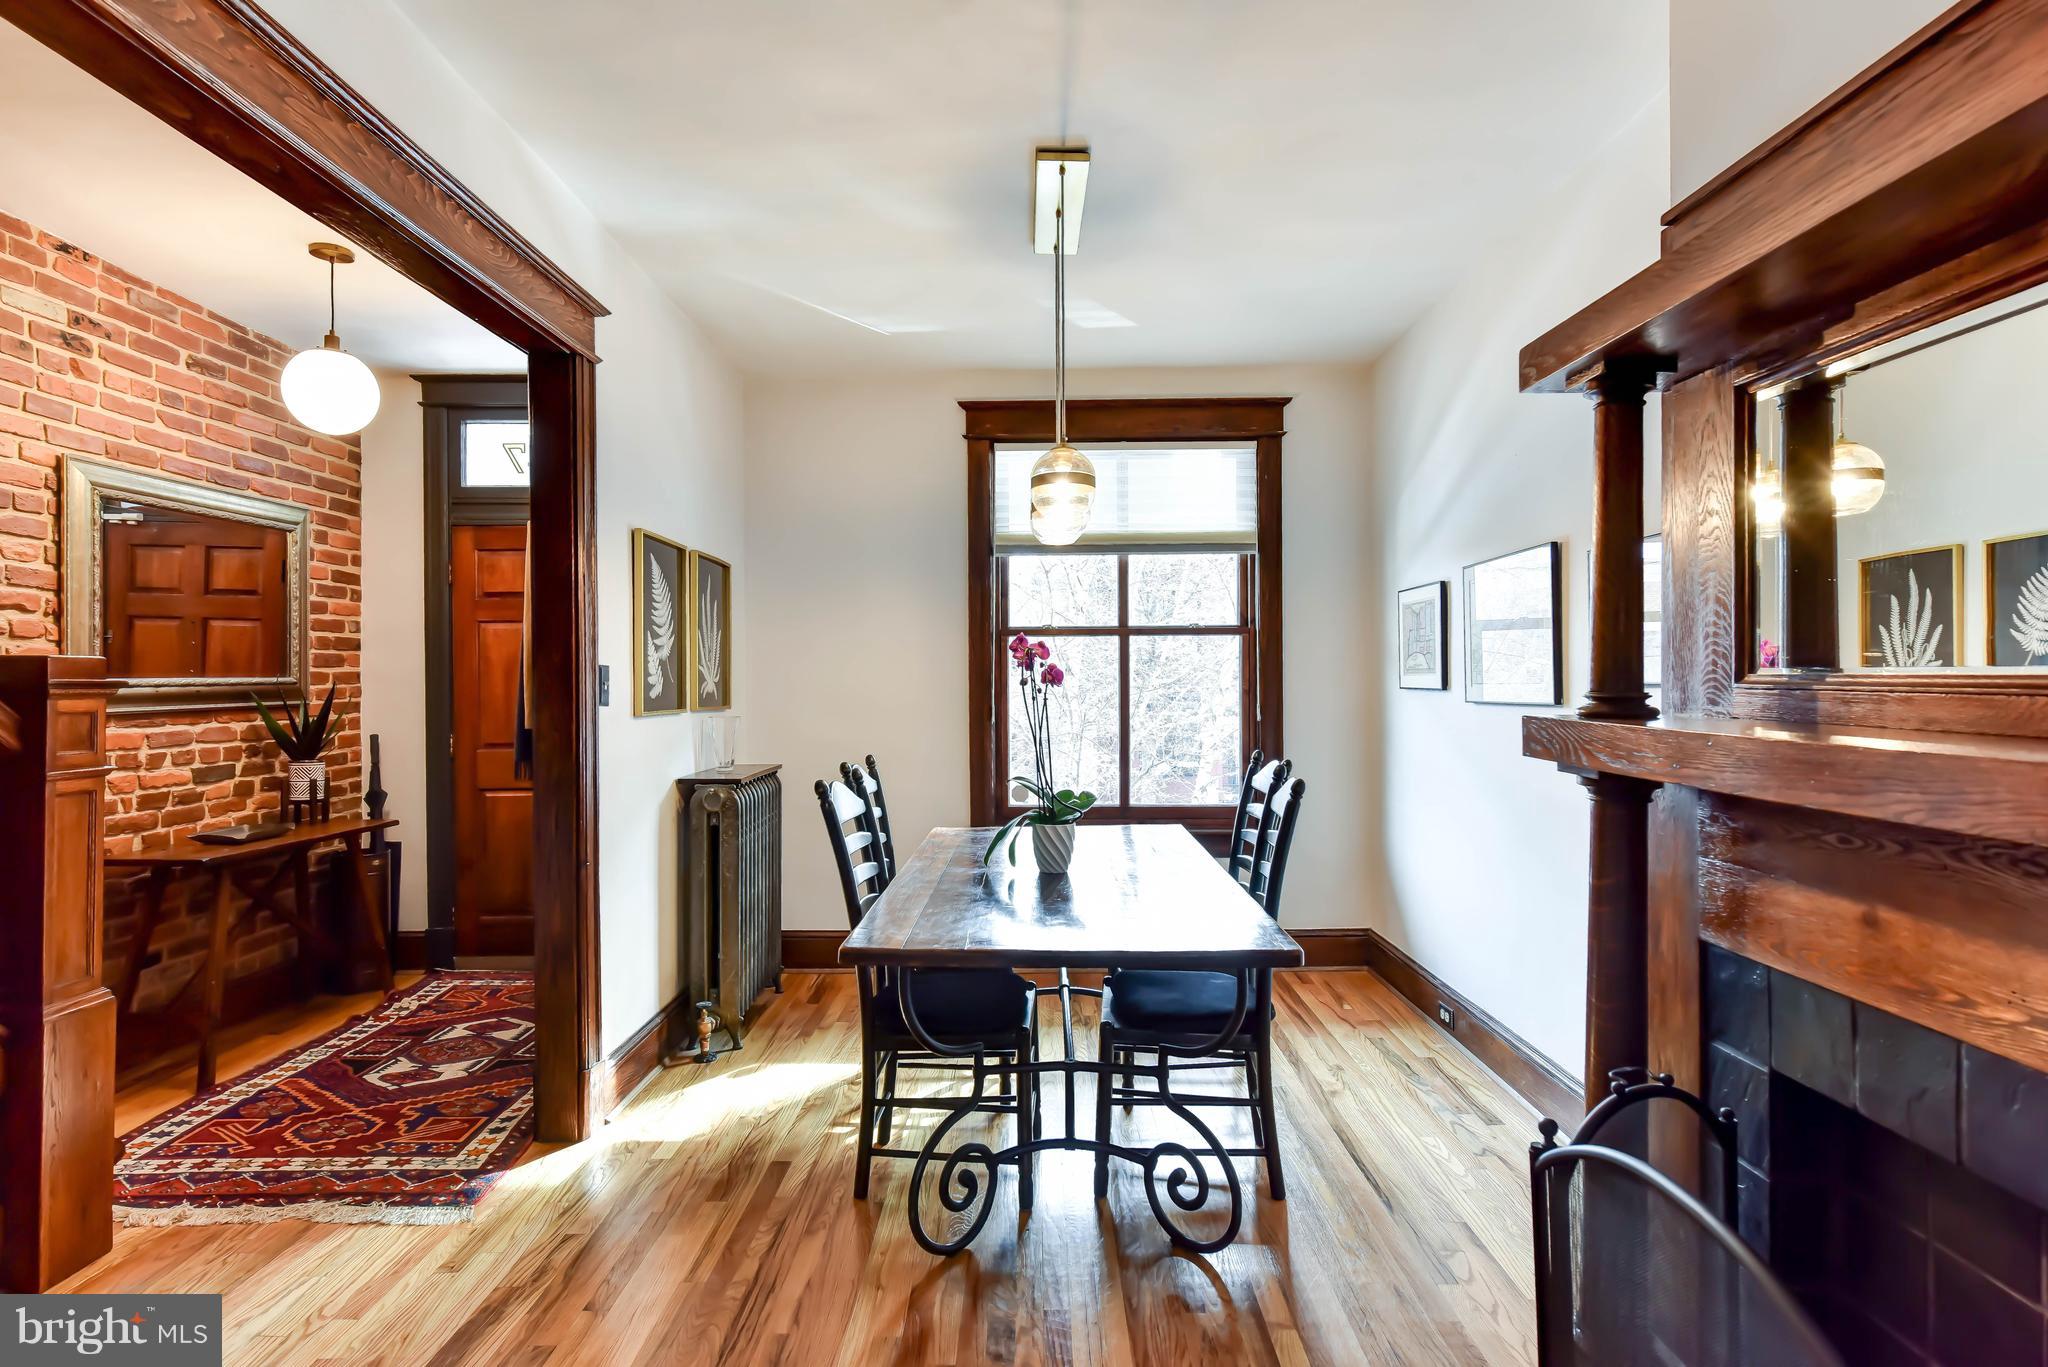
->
[287,759,328,802]
[1032,820,1077,874]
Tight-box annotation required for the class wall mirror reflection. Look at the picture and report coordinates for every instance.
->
[1750,279,2048,675]
[62,455,309,710]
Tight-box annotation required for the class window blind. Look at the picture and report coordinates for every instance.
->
[992,442,1258,553]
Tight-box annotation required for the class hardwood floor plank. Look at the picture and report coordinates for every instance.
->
[74,970,1538,1365]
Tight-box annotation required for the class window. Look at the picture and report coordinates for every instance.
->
[461,419,531,488]
[1002,553,1247,809]
[965,399,1286,848]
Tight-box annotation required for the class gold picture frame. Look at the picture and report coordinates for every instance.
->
[632,528,688,716]
[1985,529,2048,667]
[686,549,733,712]
[1857,543,1964,669]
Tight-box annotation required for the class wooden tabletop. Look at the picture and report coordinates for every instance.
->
[841,824,1303,971]
[105,815,398,867]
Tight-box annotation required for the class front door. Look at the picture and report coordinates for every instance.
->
[450,523,533,956]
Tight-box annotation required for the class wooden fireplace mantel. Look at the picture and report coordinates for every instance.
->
[1523,713,2048,848]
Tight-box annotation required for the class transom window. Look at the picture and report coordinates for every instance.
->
[967,404,1286,850]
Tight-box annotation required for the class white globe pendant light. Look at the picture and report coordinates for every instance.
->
[1030,162,1095,546]
[281,243,380,437]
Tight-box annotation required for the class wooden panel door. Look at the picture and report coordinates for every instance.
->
[451,524,534,956]
[104,513,285,677]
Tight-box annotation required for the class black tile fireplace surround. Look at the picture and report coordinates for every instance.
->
[1703,946,2048,1367]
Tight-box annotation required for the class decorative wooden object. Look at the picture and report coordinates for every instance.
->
[1522,0,2048,1115]
[0,657,115,1291]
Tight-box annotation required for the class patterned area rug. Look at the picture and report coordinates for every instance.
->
[114,971,535,1226]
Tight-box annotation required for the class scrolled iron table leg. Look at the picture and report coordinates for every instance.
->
[893,965,1254,1257]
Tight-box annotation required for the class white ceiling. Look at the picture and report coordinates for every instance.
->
[0,20,521,375]
[392,0,1667,373]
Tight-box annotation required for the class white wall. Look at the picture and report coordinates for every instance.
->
[267,0,747,1053]
[1669,0,1953,203]
[1366,96,1669,1077]
[356,371,429,929]
[744,364,1374,937]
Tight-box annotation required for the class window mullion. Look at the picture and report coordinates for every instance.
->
[1116,554,1132,808]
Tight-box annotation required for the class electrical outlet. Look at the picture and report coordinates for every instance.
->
[1436,1002,1457,1030]
[598,664,611,707]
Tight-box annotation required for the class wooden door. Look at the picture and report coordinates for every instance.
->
[451,523,534,956]
[104,513,286,677]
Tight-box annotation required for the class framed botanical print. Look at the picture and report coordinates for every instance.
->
[1463,541,1563,705]
[1986,530,2048,667]
[687,549,733,711]
[1397,581,1450,690]
[633,528,687,716]
[1859,544,1961,668]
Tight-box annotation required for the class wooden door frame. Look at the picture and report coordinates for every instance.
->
[4,0,607,1142]
[420,376,530,968]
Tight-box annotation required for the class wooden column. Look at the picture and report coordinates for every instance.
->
[1575,360,1662,1106]
[0,657,115,1290]
[1579,771,1659,1102]
[1778,378,1840,669]
[1580,361,1660,722]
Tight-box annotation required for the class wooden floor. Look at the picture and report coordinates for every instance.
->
[75,970,1541,1366]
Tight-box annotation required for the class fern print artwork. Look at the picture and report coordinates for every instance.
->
[687,549,732,710]
[645,551,677,698]
[1861,547,1958,670]
[633,529,688,715]
[2010,564,2048,666]
[1990,533,2048,667]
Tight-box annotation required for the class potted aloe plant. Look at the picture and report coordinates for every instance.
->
[252,681,340,822]
[983,634,1097,871]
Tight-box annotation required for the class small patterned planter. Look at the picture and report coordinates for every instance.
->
[287,760,329,822]
[1032,821,1078,874]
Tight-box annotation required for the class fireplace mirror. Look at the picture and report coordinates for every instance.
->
[61,455,309,711]
[1749,277,2048,677]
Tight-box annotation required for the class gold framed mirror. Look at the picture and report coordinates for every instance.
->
[61,455,310,712]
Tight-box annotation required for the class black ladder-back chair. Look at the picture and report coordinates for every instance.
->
[1531,1073,1841,1366]
[842,756,896,882]
[814,778,1039,1203]
[1227,751,1291,892]
[1094,773,1307,1201]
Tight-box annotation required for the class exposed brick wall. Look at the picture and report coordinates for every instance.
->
[0,209,364,1014]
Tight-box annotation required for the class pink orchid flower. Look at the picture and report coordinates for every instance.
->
[1041,663,1064,687]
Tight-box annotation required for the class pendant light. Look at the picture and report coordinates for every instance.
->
[1029,161,1095,546]
[281,242,380,437]
[1829,375,1886,517]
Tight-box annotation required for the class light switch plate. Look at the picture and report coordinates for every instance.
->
[598,664,610,707]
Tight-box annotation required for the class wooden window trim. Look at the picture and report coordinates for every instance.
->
[962,398,1286,852]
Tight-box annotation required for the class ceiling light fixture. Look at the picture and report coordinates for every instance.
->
[1829,376,1886,517]
[281,242,380,437]
[1029,149,1095,547]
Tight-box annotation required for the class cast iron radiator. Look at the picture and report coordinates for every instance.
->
[676,764,783,1038]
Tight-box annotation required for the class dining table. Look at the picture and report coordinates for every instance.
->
[839,821,1303,1255]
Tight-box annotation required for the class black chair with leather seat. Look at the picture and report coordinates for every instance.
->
[1093,773,1306,1201]
[1226,751,1291,891]
[841,755,897,882]
[815,777,1039,1203]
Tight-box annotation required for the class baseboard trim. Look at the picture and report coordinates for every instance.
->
[596,993,687,1119]
[1288,927,1370,967]
[1361,929,1582,1123]
[392,930,429,970]
[782,929,848,969]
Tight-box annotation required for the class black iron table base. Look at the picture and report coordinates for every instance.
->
[893,967,1253,1257]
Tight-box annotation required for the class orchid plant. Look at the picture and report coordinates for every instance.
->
[983,633,1098,864]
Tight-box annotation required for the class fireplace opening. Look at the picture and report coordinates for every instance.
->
[1703,947,2048,1367]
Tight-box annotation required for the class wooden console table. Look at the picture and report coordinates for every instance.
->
[107,816,397,1091]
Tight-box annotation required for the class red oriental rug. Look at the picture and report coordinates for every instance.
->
[114,971,535,1226]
